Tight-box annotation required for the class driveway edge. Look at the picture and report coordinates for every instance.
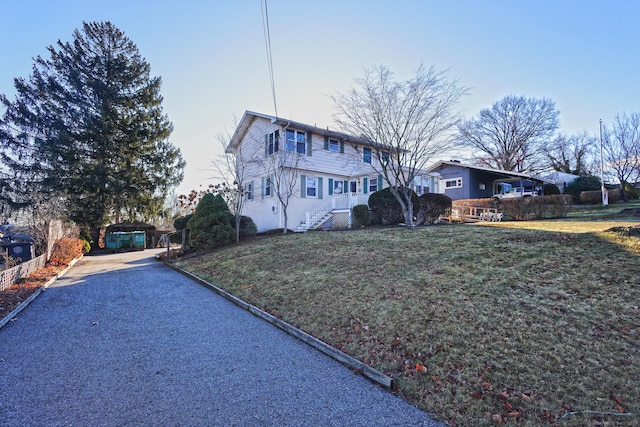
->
[0,256,81,330]
[162,260,394,390]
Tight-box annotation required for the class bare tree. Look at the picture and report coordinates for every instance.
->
[264,126,303,234]
[545,132,596,176]
[214,117,262,242]
[602,112,640,202]
[332,64,466,229]
[457,95,559,172]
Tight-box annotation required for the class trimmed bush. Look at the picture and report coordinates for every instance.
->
[565,176,601,203]
[79,228,93,253]
[50,238,84,265]
[543,183,561,195]
[452,195,572,220]
[187,193,235,251]
[416,193,452,225]
[368,187,419,225]
[231,215,257,238]
[352,204,370,227]
[580,189,622,204]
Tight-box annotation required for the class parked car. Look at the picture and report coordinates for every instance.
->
[492,182,539,200]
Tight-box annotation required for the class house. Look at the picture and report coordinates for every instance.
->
[427,160,549,200]
[226,111,440,233]
[542,171,579,193]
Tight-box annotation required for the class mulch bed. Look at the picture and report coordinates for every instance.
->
[0,264,67,319]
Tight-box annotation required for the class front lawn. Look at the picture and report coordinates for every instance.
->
[175,205,639,426]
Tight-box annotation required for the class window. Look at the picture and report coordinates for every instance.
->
[363,147,372,164]
[381,151,390,164]
[368,176,378,193]
[413,176,430,195]
[328,138,339,152]
[264,176,272,197]
[245,182,253,201]
[286,129,306,154]
[333,180,343,194]
[306,177,316,197]
[444,178,462,189]
[266,130,279,155]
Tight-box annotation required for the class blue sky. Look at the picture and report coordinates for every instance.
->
[2,1,639,194]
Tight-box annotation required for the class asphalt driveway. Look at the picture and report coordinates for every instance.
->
[0,249,444,426]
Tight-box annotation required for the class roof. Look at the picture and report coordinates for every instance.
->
[427,160,552,183]
[226,110,382,153]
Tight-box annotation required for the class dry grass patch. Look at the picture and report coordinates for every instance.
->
[176,218,639,426]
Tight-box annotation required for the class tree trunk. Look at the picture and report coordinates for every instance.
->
[282,209,289,234]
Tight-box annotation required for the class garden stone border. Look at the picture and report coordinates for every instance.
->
[162,259,394,390]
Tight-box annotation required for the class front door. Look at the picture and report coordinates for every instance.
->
[350,180,357,193]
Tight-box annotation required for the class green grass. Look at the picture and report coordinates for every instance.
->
[174,204,640,426]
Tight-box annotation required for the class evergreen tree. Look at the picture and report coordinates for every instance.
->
[187,193,234,251]
[0,21,185,228]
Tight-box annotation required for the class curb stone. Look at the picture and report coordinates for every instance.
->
[0,256,82,330]
[161,258,395,389]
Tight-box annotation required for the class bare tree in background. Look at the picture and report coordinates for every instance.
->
[545,132,596,176]
[332,64,466,229]
[457,95,559,172]
[602,112,640,202]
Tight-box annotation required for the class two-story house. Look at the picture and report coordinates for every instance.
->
[226,111,440,233]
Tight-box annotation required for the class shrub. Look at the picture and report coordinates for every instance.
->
[79,228,93,253]
[231,215,257,238]
[173,214,192,232]
[451,195,572,221]
[416,193,452,225]
[352,204,370,227]
[565,175,601,203]
[187,193,235,251]
[368,187,419,225]
[50,238,84,265]
[623,182,639,200]
[581,189,622,204]
[543,183,561,195]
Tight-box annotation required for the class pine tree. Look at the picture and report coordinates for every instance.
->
[0,21,185,228]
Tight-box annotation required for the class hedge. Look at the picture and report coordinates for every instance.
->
[452,195,573,221]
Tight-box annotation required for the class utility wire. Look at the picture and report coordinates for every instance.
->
[260,0,278,119]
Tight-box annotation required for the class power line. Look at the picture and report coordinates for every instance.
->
[260,0,278,119]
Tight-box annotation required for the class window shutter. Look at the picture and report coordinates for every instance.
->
[328,178,334,196]
[378,175,383,190]
[343,180,349,193]
[318,177,323,199]
[251,180,255,200]
[324,136,329,150]
[301,175,306,198]
[274,130,279,152]
[363,178,369,194]
[264,135,268,157]
[339,141,344,153]
[307,131,312,156]
[261,177,265,198]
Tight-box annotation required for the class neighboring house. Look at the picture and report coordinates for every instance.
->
[543,171,579,193]
[226,111,440,233]
[427,160,549,200]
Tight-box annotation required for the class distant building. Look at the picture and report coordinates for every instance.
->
[427,160,549,200]
[543,171,579,192]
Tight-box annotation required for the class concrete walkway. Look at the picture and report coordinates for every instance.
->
[0,249,444,426]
